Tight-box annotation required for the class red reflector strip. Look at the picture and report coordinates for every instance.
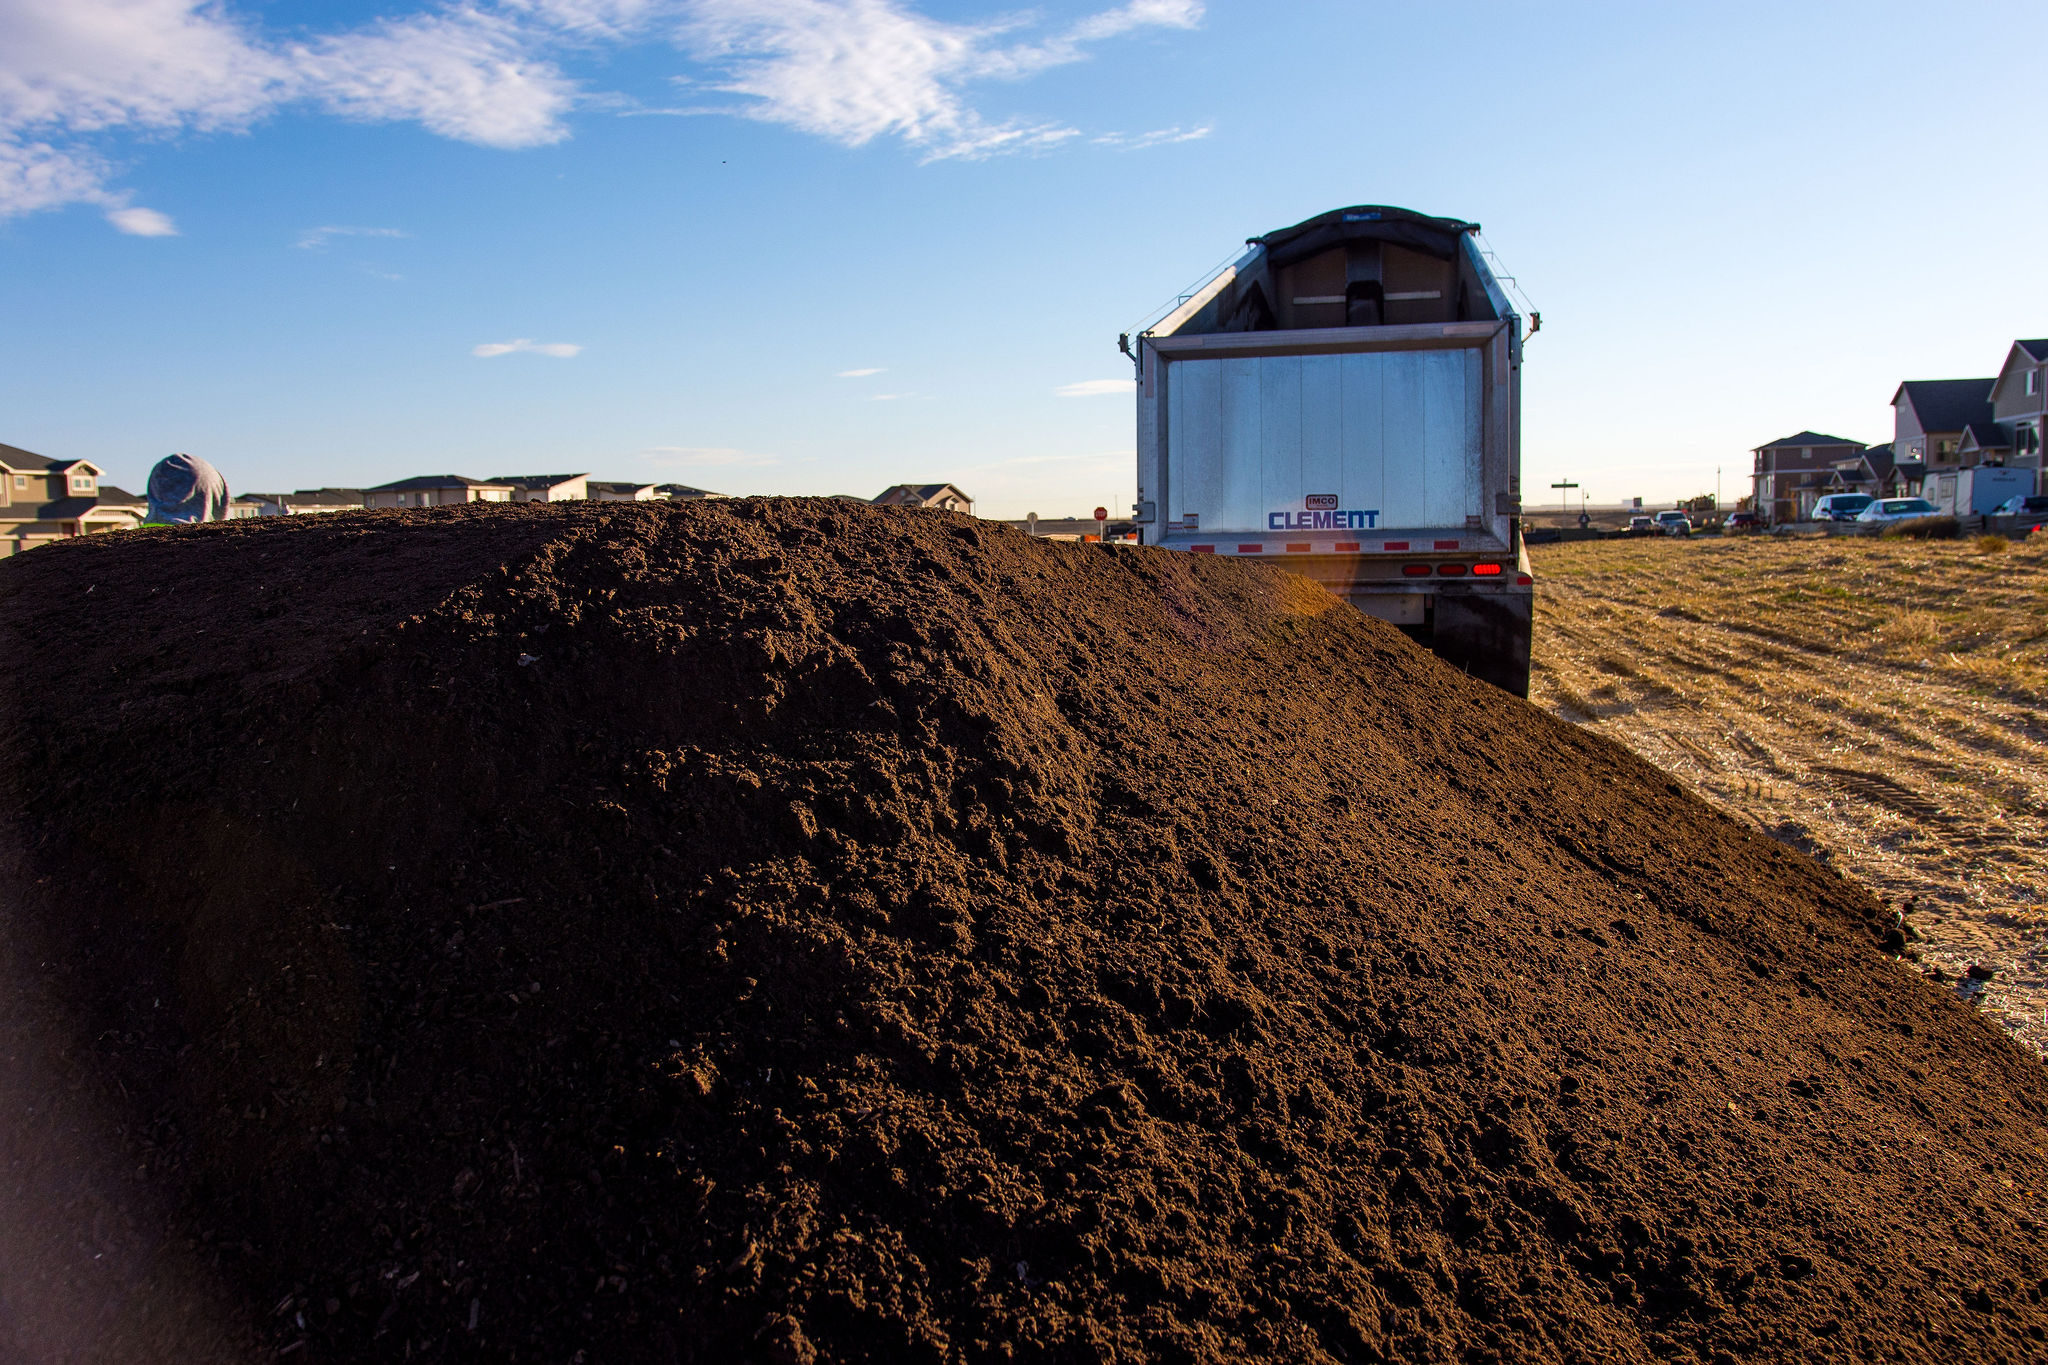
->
[1471,562,1503,576]
[1335,541,1360,552]
[1402,563,1431,577]
[1237,543,1263,554]
[1286,543,1310,553]
[1434,539,1460,550]
[1516,574,1533,585]
[1437,563,1467,576]
[1190,545,1215,554]
[1384,540,1409,551]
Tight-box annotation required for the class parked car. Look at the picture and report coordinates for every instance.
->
[1653,510,1692,536]
[1990,493,2048,537]
[1627,515,1656,535]
[1725,510,1760,531]
[1854,497,1939,527]
[1811,493,1874,522]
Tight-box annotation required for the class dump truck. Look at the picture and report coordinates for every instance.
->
[1126,205,1532,695]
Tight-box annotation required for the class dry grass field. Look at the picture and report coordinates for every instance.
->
[1528,531,2048,1055]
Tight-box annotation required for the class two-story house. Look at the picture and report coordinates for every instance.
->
[1892,378,1996,470]
[1750,432,1865,523]
[363,475,515,509]
[873,483,974,515]
[1988,339,2048,470]
[1,442,143,556]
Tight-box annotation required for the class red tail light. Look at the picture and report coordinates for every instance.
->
[1190,545,1215,554]
[1402,563,1431,577]
[1516,574,1533,585]
[1437,563,1467,577]
[1471,562,1503,576]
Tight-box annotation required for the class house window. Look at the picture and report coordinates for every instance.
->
[70,474,94,493]
[12,475,24,489]
[2029,370,2040,396]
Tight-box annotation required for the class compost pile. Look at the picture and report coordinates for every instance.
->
[3,499,2045,1365]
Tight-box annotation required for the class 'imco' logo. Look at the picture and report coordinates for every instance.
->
[1270,492,1379,530]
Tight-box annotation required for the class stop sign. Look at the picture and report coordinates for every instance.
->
[1093,506,1108,522]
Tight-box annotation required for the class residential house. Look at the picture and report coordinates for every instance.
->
[1892,378,1995,470]
[228,494,268,519]
[1818,442,1922,500]
[495,473,589,502]
[873,483,974,514]
[1953,422,2011,468]
[586,481,660,502]
[655,483,725,500]
[1,441,144,556]
[1750,432,1865,523]
[363,475,515,509]
[1989,339,2047,469]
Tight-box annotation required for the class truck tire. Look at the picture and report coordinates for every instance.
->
[1431,592,1532,698]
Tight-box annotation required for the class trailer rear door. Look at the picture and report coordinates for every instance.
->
[1166,349,1482,534]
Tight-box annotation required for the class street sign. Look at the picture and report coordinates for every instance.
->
[1093,507,1108,522]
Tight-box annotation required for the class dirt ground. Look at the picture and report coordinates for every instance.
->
[9,501,2048,1362]
[1529,532,2048,1056]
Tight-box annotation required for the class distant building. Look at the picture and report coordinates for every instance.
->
[495,473,590,502]
[1989,339,2047,470]
[1750,432,1865,523]
[363,475,514,509]
[1892,378,1996,471]
[1,442,143,555]
[236,489,366,516]
[873,483,973,514]
[655,483,725,500]
[586,481,660,502]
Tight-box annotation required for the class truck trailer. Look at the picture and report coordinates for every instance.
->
[1128,206,1531,695]
[1925,465,2035,521]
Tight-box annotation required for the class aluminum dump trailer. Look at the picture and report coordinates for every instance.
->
[1128,206,1531,695]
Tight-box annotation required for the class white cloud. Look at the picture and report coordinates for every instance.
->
[1093,123,1209,150]
[0,0,577,224]
[106,205,177,235]
[474,338,583,357]
[677,0,1202,160]
[1055,378,1134,397]
[292,9,576,149]
[296,224,411,249]
[642,444,778,467]
[835,366,885,377]
[0,0,1208,222]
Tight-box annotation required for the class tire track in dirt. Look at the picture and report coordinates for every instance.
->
[1530,538,2048,1057]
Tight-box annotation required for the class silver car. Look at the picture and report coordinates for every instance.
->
[1854,497,1939,526]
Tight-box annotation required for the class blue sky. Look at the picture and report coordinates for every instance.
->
[3,0,2045,518]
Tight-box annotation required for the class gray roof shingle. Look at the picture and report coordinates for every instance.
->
[1895,378,1995,433]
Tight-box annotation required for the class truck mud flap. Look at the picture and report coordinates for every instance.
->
[1430,592,1532,698]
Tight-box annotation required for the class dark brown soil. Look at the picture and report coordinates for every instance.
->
[3,499,2045,1364]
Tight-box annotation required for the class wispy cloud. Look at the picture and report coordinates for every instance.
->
[642,444,778,467]
[106,205,177,236]
[1055,378,1134,397]
[835,366,885,377]
[676,0,1203,160]
[0,0,1208,222]
[473,338,583,357]
[0,0,577,225]
[868,391,919,401]
[297,224,410,249]
[1093,123,1209,150]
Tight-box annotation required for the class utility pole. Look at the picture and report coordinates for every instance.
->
[1550,478,1579,516]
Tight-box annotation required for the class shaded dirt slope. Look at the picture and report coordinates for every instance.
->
[2,499,2046,1365]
